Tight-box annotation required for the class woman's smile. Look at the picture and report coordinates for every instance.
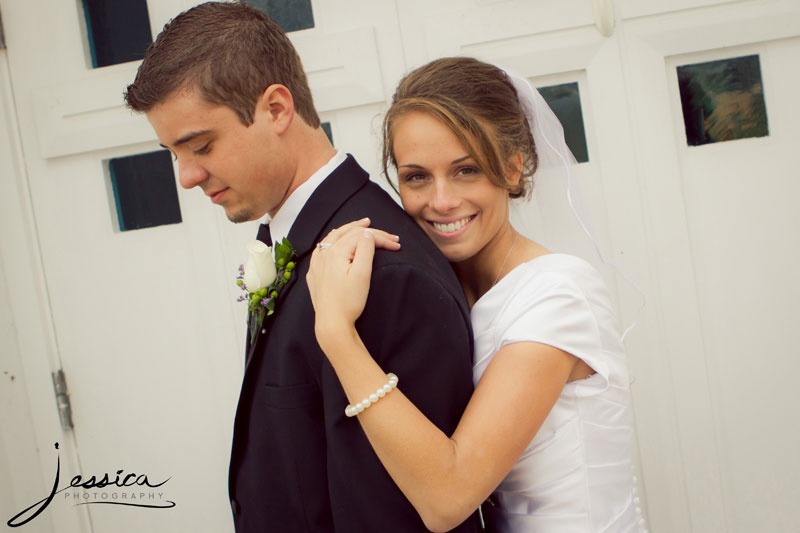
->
[428,214,477,238]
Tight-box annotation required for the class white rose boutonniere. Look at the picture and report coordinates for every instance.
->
[236,237,296,344]
[243,241,277,292]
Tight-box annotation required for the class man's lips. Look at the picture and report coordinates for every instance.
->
[208,188,229,204]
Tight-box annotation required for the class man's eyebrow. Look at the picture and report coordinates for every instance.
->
[160,130,211,149]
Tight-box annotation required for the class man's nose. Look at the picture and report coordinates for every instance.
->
[177,158,209,190]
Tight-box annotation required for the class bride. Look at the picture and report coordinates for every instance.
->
[307,57,644,532]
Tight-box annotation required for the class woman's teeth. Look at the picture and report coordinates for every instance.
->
[433,216,472,233]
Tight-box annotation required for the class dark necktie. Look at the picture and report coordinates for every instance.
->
[256,223,272,247]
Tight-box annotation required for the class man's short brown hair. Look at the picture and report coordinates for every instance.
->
[124,1,320,128]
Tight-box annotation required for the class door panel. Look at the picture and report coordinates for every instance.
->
[1,47,84,533]
[624,2,800,530]
[667,37,800,532]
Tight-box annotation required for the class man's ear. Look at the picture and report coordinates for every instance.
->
[506,152,524,186]
[257,84,294,134]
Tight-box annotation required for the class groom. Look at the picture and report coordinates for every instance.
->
[125,3,479,531]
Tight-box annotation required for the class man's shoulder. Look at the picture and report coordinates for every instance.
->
[339,181,460,289]
[317,160,464,302]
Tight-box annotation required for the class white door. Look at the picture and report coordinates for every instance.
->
[1,44,85,533]
[0,1,405,532]
[621,2,800,531]
[1,0,246,530]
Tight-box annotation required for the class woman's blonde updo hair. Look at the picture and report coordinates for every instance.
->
[382,57,537,199]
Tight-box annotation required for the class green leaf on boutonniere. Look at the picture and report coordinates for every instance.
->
[274,238,294,265]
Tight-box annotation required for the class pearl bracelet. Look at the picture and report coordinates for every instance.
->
[344,373,399,417]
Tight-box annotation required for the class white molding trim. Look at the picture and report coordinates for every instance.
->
[293,26,385,112]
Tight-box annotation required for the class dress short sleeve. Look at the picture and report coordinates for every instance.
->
[495,259,612,391]
[471,255,638,531]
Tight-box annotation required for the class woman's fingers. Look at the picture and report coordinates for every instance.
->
[323,218,371,244]
[320,219,400,249]
[307,228,378,326]
[370,228,401,251]
[334,228,398,261]
[321,224,400,255]
[350,230,376,285]
[307,220,402,316]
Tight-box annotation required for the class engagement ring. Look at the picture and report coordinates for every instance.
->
[317,242,332,251]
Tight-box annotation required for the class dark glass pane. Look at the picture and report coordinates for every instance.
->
[247,0,315,32]
[321,122,334,146]
[677,55,769,146]
[83,0,153,68]
[109,151,182,231]
[538,82,589,163]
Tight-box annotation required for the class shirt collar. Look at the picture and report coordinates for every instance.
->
[265,150,347,245]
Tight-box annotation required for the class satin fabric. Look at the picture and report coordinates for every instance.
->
[471,254,645,532]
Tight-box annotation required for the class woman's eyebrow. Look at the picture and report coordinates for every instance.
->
[399,155,472,169]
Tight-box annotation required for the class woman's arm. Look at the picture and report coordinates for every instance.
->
[308,229,579,532]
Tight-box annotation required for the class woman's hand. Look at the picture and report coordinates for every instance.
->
[307,218,401,350]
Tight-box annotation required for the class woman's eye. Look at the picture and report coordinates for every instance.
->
[456,166,480,177]
[401,173,427,184]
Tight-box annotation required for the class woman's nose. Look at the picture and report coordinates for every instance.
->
[429,178,461,213]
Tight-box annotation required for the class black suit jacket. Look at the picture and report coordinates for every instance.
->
[228,156,480,532]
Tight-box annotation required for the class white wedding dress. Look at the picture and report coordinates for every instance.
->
[471,254,646,532]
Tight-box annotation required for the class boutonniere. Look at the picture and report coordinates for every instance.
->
[236,237,296,343]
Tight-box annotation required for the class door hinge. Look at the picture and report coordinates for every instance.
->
[52,369,74,430]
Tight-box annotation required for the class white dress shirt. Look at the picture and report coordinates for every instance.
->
[265,150,347,244]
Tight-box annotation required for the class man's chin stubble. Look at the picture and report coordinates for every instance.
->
[228,209,253,224]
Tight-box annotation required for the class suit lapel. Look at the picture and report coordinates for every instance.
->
[243,155,369,371]
[285,155,370,258]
